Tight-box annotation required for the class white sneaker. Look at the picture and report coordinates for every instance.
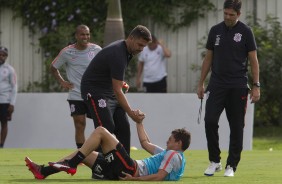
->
[224,165,234,177]
[204,162,222,176]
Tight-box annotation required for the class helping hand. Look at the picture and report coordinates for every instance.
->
[131,109,145,124]
[119,171,134,181]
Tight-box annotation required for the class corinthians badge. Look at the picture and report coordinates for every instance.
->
[233,33,242,42]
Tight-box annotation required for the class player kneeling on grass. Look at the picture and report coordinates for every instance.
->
[25,110,191,181]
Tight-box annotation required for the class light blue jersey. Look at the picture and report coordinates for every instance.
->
[139,149,186,181]
[52,43,101,100]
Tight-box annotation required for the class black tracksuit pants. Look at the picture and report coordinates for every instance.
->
[204,87,248,171]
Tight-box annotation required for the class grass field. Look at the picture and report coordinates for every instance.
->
[0,126,281,183]
[1,147,281,183]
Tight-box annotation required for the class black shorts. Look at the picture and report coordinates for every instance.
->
[143,76,167,93]
[0,104,11,121]
[103,143,137,180]
[84,94,129,133]
[67,100,91,118]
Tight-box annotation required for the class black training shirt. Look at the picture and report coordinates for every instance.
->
[206,21,257,88]
[81,40,133,99]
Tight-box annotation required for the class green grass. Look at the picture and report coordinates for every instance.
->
[1,126,281,183]
[253,126,282,150]
[0,147,282,184]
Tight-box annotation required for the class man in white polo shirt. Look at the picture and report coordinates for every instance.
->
[136,35,171,93]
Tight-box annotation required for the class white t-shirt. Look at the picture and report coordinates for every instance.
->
[138,45,167,83]
[52,43,101,100]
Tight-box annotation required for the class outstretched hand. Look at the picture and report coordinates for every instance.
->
[119,171,134,181]
[130,109,145,124]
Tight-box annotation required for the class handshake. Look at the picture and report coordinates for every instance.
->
[131,109,145,124]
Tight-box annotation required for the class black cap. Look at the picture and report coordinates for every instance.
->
[0,46,8,55]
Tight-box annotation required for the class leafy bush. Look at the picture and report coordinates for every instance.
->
[1,0,215,92]
[249,16,282,126]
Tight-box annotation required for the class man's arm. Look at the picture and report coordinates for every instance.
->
[197,49,213,99]
[158,39,171,58]
[121,169,167,181]
[136,62,144,89]
[135,122,160,155]
[9,66,17,106]
[8,66,17,114]
[50,65,73,90]
[248,50,260,103]
[112,78,144,123]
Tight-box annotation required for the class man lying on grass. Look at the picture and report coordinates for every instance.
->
[25,110,191,181]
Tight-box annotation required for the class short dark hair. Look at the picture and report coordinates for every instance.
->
[0,46,8,56]
[76,24,90,34]
[129,25,152,42]
[151,34,157,43]
[224,0,242,14]
[171,128,191,151]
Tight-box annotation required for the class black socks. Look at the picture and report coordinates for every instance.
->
[76,143,83,149]
[68,151,86,168]
[41,166,60,177]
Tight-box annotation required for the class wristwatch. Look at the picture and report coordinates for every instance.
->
[253,82,261,88]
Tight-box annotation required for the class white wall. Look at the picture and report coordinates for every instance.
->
[5,93,254,150]
[2,0,282,93]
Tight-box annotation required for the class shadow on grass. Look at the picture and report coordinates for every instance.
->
[182,175,224,179]
[10,179,110,183]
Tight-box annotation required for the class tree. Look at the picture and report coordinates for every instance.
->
[249,16,282,126]
[1,0,215,91]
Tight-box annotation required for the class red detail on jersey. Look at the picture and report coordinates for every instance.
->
[163,151,178,170]
[51,44,76,65]
[241,96,247,100]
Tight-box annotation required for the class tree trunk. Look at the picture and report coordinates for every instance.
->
[103,0,125,47]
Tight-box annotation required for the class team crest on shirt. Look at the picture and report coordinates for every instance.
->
[88,51,95,60]
[98,99,107,108]
[233,33,242,42]
[1,68,9,78]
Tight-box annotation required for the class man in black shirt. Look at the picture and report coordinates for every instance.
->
[81,25,152,155]
[197,0,260,177]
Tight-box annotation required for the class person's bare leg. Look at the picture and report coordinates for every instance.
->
[48,126,118,174]
[58,150,98,168]
[79,126,119,156]
[72,115,86,148]
[0,121,8,147]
